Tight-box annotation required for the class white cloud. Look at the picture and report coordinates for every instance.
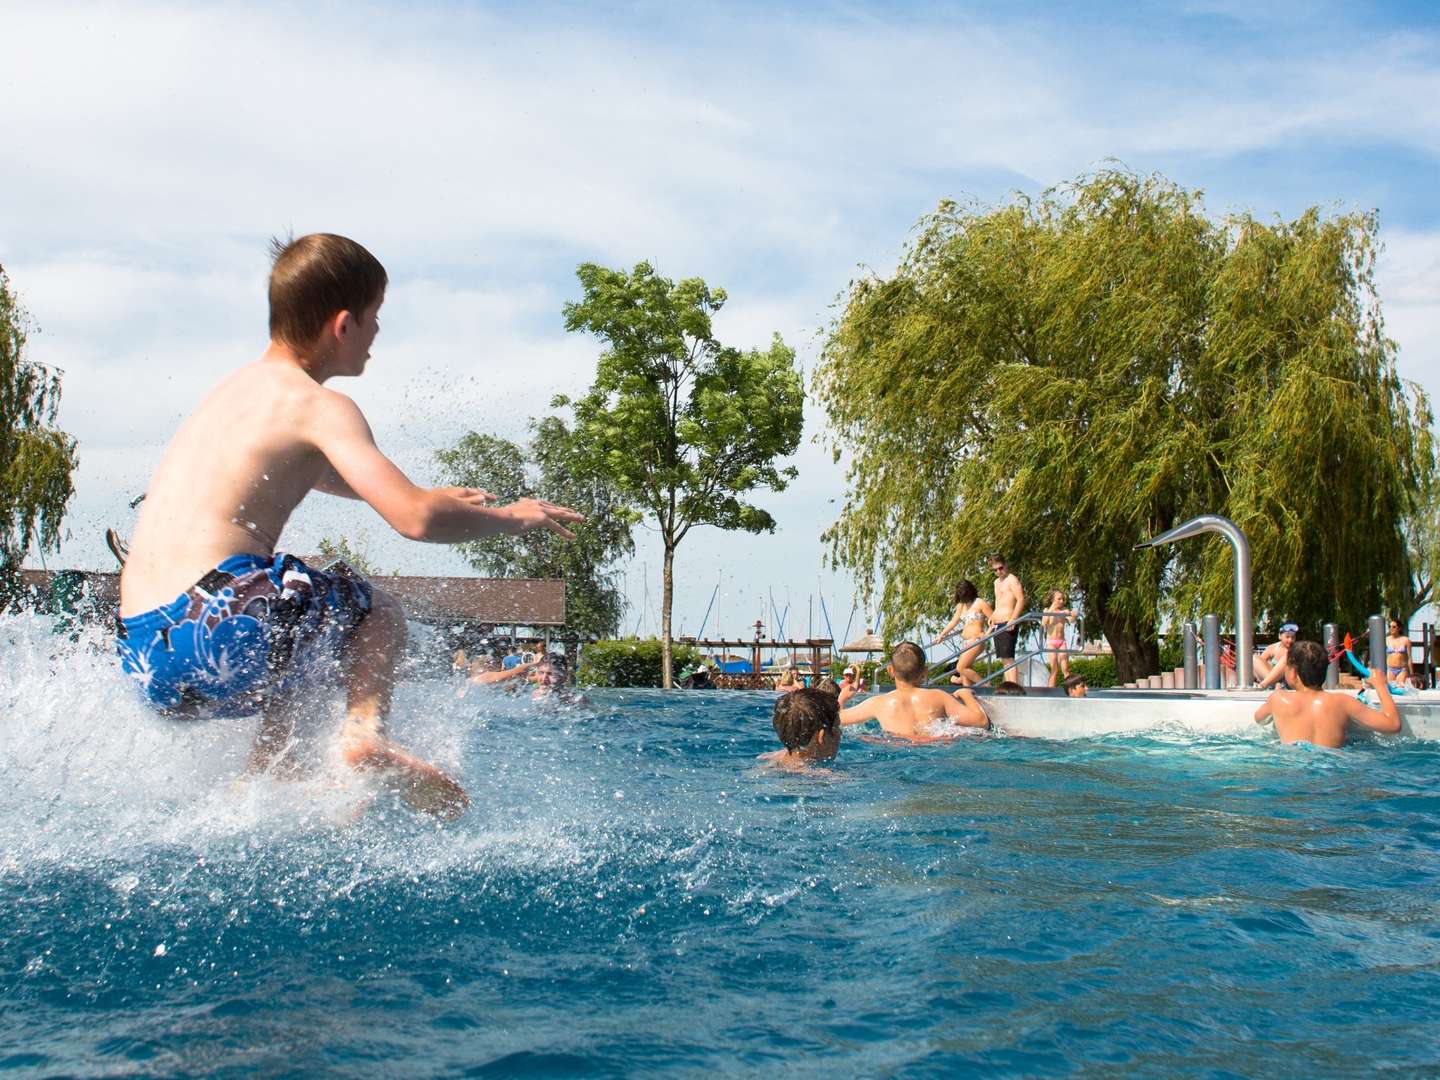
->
[4,0,1439,634]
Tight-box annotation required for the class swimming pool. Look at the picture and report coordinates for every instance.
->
[4,612,1440,1076]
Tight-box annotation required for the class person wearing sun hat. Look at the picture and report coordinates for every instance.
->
[839,664,866,695]
[1255,621,1300,690]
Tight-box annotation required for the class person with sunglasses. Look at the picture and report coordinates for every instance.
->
[988,554,1025,676]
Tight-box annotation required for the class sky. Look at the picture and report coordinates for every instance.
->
[3,0,1438,643]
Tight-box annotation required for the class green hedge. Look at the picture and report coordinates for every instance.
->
[1067,655,1118,688]
[577,638,702,688]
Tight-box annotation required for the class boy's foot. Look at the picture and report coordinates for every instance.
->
[950,675,966,685]
[341,734,470,821]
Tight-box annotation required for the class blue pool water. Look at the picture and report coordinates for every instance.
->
[4,613,1440,1076]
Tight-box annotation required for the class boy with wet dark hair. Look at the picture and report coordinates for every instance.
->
[838,641,989,741]
[116,233,583,819]
[1254,639,1402,748]
[760,688,841,768]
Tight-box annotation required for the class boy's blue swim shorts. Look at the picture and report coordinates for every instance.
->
[115,552,373,718]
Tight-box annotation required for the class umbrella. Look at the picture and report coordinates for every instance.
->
[840,628,885,654]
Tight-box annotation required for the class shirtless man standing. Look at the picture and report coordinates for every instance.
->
[1254,640,1401,748]
[836,642,988,742]
[988,553,1025,676]
[116,234,582,819]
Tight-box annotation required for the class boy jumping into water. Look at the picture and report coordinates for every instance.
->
[116,234,583,819]
[837,642,989,741]
[1253,640,1402,748]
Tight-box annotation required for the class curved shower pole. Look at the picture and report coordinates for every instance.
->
[1135,515,1254,689]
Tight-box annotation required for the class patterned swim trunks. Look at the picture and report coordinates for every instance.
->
[116,552,373,718]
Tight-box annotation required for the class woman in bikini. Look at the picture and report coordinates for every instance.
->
[1042,589,1078,687]
[932,579,992,686]
[1387,618,1412,687]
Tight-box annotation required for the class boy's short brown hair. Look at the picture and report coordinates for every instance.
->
[1288,639,1328,690]
[889,641,927,683]
[772,688,840,750]
[268,233,388,349]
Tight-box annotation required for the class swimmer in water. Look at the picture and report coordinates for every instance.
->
[528,652,586,704]
[837,641,989,742]
[458,651,541,698]
[116,234,583,819]
[1253,639,1401,748]
[758,687,840,769]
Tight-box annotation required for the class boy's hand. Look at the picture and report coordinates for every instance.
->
[504,498,586,539]
[435,486,497,505]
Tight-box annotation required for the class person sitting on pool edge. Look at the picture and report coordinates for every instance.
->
[114,233,584,820]
[759,687,841,769]
[837,641,989,742]
[1254,639,1401,748]
[1254,622,1299,690]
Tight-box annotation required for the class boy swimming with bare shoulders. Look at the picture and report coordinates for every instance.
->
[837,642,989,742]
[116,234,583,819]
[1253,639,1401,748]
[758,688,841,769]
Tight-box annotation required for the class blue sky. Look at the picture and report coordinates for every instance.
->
[3,1,1437,640]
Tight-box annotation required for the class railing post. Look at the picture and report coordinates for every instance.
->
[1183,622,1198,689]
[1324,622,1338,689]
[1202,614,1221,690]
[1368,615,1386,682]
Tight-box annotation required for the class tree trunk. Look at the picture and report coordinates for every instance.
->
[661,543,675,689]
[1099,610,1160,684]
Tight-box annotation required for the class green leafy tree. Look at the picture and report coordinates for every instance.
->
[561,262,805,687]
[816,169,1433,681]
[315,534,383,578]
[1,265,77,608]
[435,416,636,641]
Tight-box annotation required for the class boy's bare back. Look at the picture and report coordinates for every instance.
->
[1258,686,1398,748]
[840,684,988,741]
[1254,643,1401,748]
[122,359,365,614]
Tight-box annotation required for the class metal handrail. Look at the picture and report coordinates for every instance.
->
[921,613,1048,679]
[933,613,1088,688]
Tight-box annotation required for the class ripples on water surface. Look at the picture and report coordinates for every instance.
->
[4,611,1440,1077]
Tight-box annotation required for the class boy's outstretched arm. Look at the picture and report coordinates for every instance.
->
[1254,691,1277,724]
[839,696,879,727]
[1344,670,1402,734]
[314,394,582,542]
[946,688,990,729]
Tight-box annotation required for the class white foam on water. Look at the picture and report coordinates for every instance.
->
[0,610,738,904]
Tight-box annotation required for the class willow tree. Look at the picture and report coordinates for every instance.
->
[435,416,636,642]
[815,169,1433,681]
[1,264,77,608]
[563,262,804,687]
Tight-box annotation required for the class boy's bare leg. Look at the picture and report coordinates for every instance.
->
[247,704,301,777]
[339,587,469,820]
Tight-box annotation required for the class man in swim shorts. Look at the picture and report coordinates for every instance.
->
[117,233,583,819]
[989,553,1025,671]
